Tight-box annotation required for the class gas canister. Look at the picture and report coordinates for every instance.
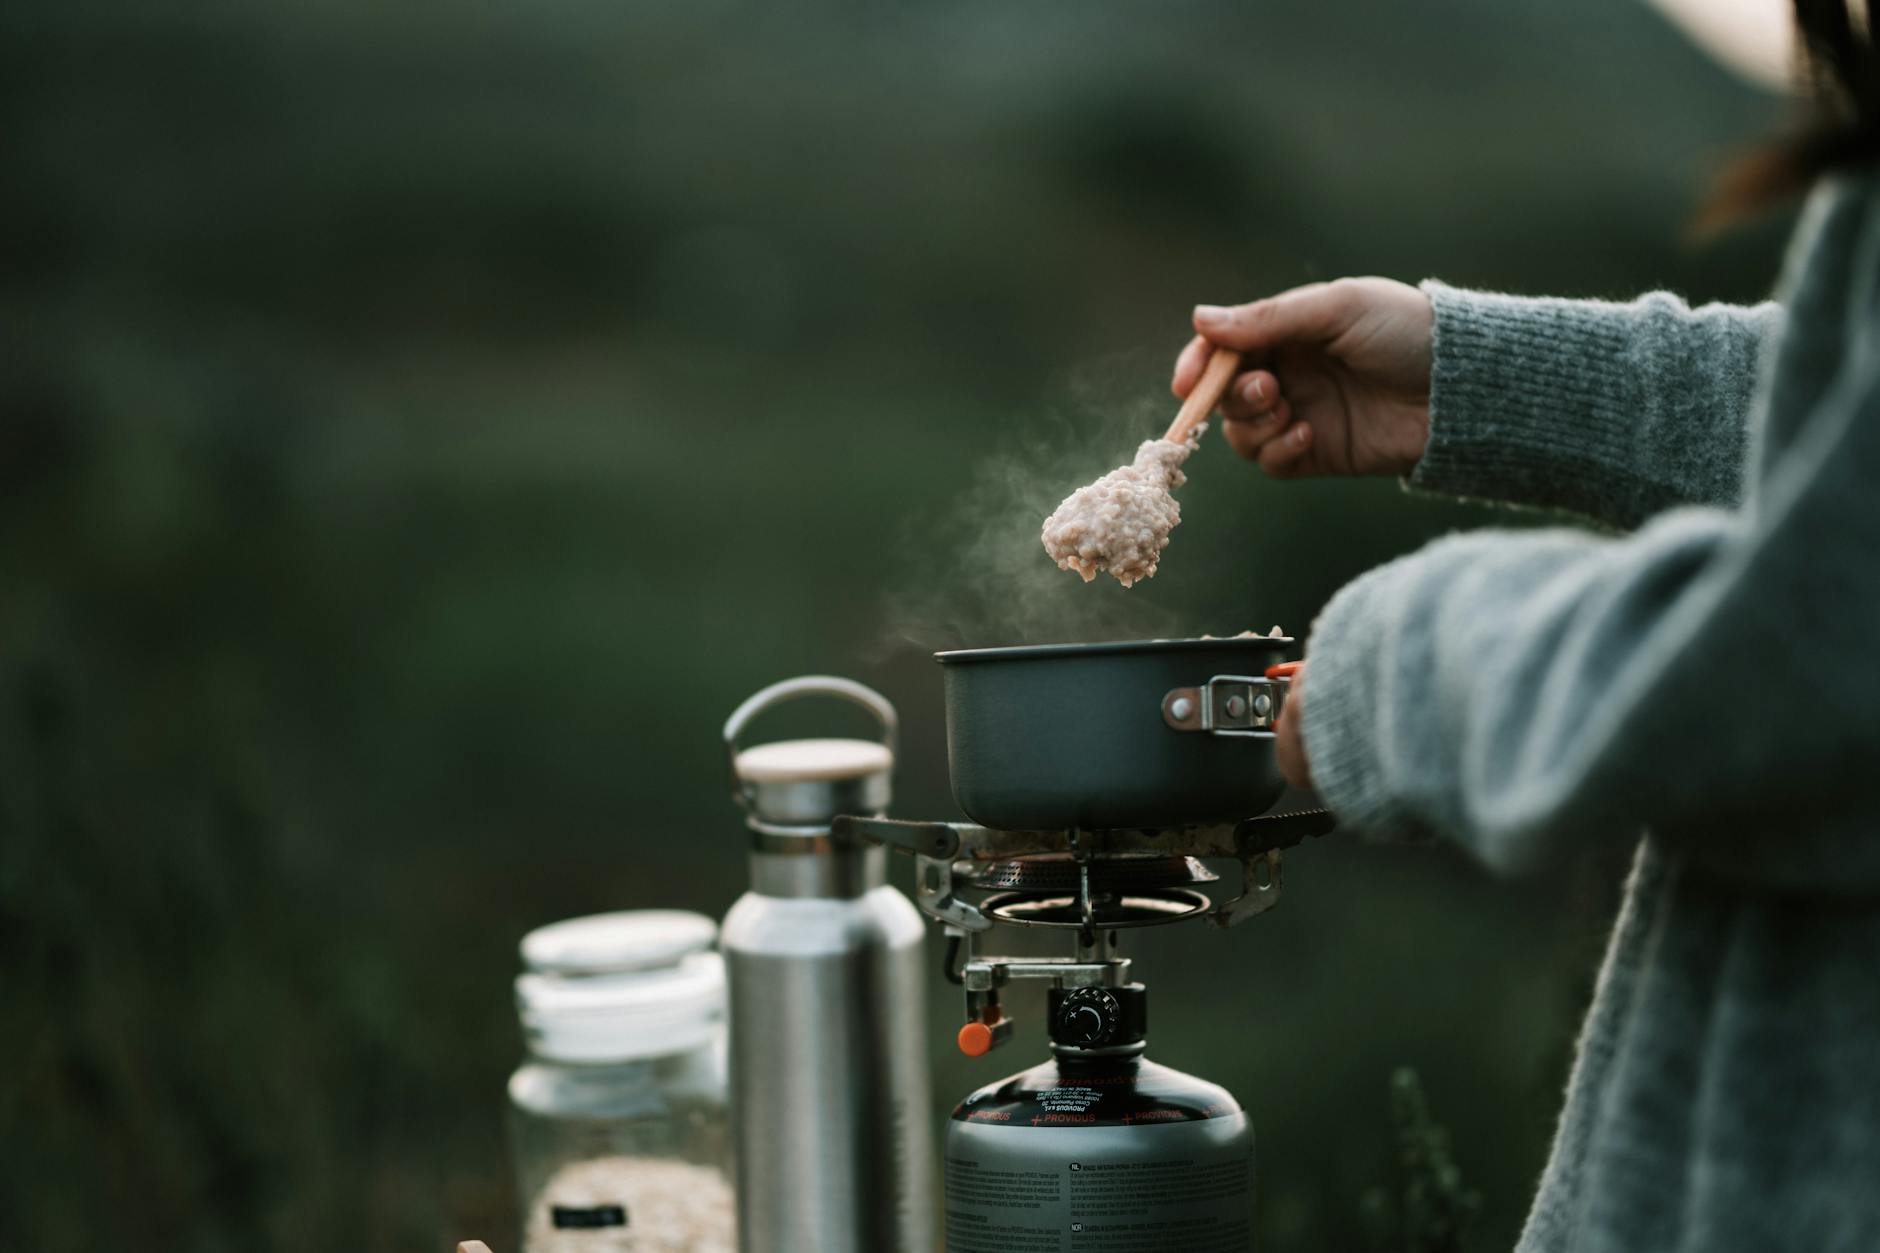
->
[947,986,1254,1253]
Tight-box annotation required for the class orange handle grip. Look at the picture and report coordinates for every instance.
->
[1265,661,1304,681]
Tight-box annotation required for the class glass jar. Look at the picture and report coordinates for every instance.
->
[508,910,734,1253]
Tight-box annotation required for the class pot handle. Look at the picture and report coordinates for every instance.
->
[1162,668,1298,737]
[723,675,899,787]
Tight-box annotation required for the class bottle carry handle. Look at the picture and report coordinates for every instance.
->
[723,676,899,810]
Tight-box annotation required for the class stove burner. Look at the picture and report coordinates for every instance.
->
[961,853,1219,894]
[834,810,1334,1057]
[835,808,1332,936]
[980,887,1214,929]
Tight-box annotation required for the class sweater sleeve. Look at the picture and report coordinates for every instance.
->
[1301,322,1880,894]
[1408,282,1783,529]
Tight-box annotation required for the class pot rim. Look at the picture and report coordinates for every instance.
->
[935,634,1297,665]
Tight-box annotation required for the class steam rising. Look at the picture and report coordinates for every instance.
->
[879,358,1190,654]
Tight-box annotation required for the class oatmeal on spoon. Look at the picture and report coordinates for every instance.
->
[1041,345,1241,586]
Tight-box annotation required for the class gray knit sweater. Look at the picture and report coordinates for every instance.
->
[1301,172,1880,1252]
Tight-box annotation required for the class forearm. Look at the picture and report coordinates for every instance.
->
[1409,283,1782,528]
[1302,363,1880,893]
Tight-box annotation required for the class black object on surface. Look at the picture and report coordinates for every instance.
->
[1048,984,1148,1050]
[938,636,1296,829]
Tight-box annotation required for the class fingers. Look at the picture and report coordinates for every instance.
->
[1274,665,1313,790]
[1175,326,1313,472]
[1221,399,1290,459]
[1216,369,1283,423]
[1192,281,1356,353]
[1219,368,1293,462]
[1258,421,1314,478]
[1170,335,1212,398]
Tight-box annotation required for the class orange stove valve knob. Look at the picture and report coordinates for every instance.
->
[957,1017,1013,1057]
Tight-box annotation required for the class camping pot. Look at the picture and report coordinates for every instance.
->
[937,636,1300,830]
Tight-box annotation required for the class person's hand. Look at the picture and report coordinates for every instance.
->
[1274,663,1312,791]
[1171,277,1434,479]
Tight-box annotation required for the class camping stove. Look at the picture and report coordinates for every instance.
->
[833,806,1332,1056]
[836,806,1329,1251]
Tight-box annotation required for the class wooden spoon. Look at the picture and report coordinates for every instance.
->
[1165,346,1243,444]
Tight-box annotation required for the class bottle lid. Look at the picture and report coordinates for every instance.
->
[516,911,725,1062]
[733,737,893,784]
[724,677,897,828]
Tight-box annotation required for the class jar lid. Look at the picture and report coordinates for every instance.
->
[521,909,717,976]
[517,951,726,1063]
[516,910,725,1062]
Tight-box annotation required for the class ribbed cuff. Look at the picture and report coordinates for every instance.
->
[1298,556,1428,842]
[1407,280,1648,525]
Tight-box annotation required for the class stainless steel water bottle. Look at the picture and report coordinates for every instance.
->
[720,676,935,1253]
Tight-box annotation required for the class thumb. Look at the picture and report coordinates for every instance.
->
[1193,282,1355,351]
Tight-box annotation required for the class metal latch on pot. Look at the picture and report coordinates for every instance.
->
[1161,671,1289,737]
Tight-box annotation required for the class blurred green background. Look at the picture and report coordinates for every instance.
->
[2,1,1794,1250]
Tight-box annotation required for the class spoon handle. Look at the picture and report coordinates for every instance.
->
[1164,345,1243,444]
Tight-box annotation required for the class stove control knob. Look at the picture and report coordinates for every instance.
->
[1056,987,1121,1048]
